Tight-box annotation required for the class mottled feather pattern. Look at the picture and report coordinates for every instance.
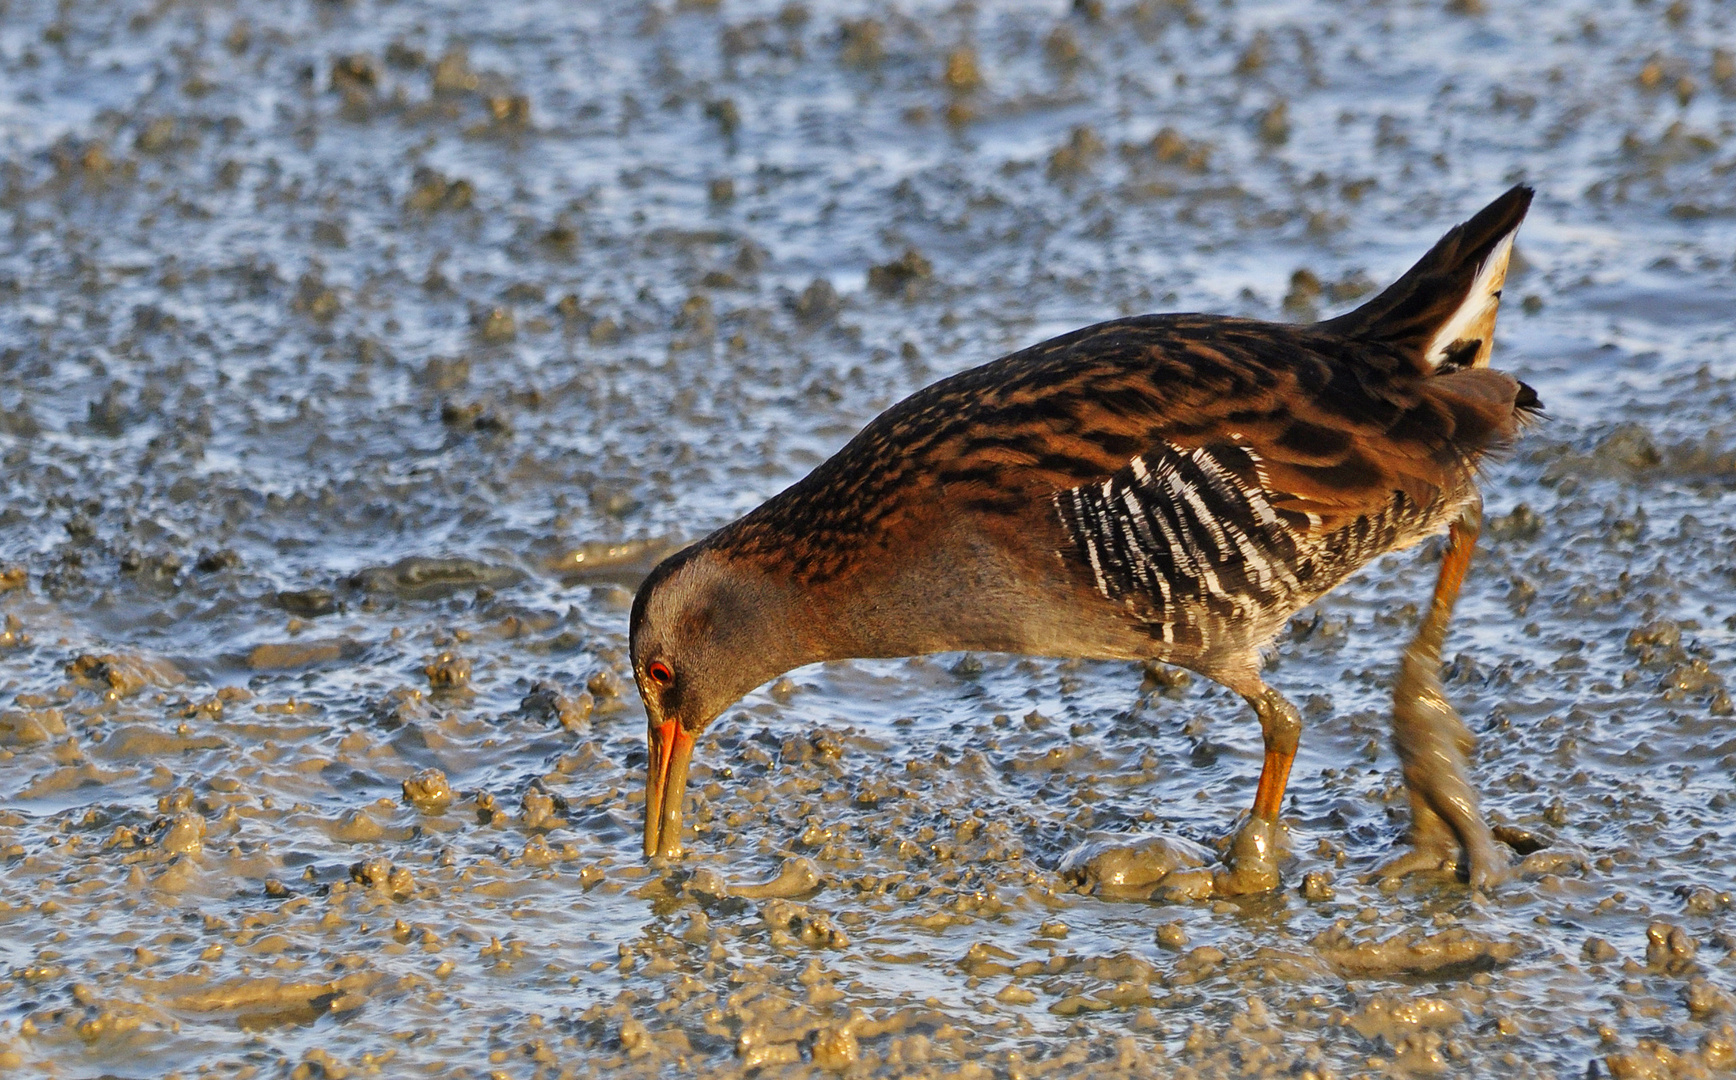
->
[633,186,1540,880]
[712,315,1525,598]
[695,190,1539,663]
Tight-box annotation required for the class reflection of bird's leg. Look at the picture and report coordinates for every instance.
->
[1379,499,1509,889]
[1211,671,1303,896]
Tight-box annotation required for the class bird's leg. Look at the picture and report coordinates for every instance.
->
[1213,681,1302,896]
[1378,501,1509,889]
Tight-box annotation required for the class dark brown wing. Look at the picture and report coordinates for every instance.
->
[1057,323,1527,628]
[713,185,1536,617]
[1043,332,1529,637]
[711,316,1526,599]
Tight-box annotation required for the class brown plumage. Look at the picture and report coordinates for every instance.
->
[632,185,1539,893]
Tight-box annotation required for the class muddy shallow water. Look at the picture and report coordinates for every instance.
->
[2,0,1735,1077]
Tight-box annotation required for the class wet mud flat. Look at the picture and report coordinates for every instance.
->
[2,0,1735,1076]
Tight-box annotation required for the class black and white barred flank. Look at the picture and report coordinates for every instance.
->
[1052,441,1427,643]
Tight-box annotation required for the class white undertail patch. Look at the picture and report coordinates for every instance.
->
[1422,230,1515,370]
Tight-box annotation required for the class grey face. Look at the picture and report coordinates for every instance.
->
[633,550,757,735]
[630,548,799,858]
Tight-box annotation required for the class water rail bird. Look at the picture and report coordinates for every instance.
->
[631,185,1539,894]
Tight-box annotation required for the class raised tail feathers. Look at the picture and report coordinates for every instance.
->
[1323,184,1533,372]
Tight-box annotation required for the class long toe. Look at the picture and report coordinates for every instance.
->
[1373,843,1459,883]
[1372,793,1462,882]
[1375,791,1511,890]
[1463,834,1511,891]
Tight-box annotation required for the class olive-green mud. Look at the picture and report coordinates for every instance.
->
[1,1,1733,1077]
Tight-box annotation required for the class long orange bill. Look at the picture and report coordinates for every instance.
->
[643,719,695,859]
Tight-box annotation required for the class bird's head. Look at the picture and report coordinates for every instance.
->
[629,544,804,859]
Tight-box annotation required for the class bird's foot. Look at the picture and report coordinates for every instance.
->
[1374,801,1510,891]
[1211,816,1282,897]
[1373,843,1456,883]
[1385,644,1509,891]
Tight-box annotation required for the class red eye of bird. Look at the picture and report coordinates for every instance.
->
[647,661,674,687]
